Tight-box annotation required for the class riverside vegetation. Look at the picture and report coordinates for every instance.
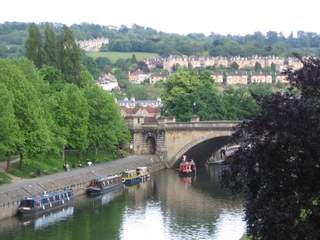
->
[0,23,130,180]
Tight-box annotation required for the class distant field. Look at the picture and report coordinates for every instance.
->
[87,51,159,62]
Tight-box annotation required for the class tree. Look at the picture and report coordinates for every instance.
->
[0,59,51,167]
[254,61,262,72]
[58,26,82,86]
[0,82,19,170]
[223,58,320,239]
[25,23,44,68]
[83,85,129,156]
[162,70,226,121]
[230,61,239,70]
[43,23,58,67]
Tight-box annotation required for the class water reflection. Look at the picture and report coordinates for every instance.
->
[30,207,74,230]
[0,166,245,240]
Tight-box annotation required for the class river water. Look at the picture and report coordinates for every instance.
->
[0,166,245,240]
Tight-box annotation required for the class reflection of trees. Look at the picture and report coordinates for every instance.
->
[0,193,126,240]
[154,169,243,237]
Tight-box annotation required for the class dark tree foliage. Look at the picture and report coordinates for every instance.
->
[223,58,320,239]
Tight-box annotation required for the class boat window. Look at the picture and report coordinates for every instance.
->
[49,196,54,201]
[55,195,60,201]
[41,198,49,204]
[19,199,34,208]
[68,191,72,197]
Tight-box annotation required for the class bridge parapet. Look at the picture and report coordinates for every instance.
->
[129,120,241,166]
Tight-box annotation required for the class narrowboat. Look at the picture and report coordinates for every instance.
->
[17,188,73,218]
[122,169,142,186]
[178,160,196,176]
[86,174,123,196]
[136,166,150,181]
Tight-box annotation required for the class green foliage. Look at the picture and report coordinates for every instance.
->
[0,82,19,158]
[25,23,44,68]
[84,85,130,153]
[43,23,58,67]
[162,69,268,121]
[0,59,51,163]
[58,26,82,86]
[0,58,129,177]
[223,58,320,239]
[3,23,320,58]
[0,172,11,185]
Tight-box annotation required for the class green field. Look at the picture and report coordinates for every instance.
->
[87,51,159,62]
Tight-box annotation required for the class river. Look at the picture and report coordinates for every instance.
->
[0,166,245,240]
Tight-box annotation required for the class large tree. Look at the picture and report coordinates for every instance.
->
[162,70,226,121]
[83,85,129,156]
[223,58,320,239]
[0,59,51,167]
[0,82,20,169]
[43,23,58,67]
[25,23,44,68]
[58,26,82,86]
[51,84,89,162]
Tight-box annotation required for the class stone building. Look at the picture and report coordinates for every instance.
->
[96,72,119,91]
[128,69,151,84]
[77,38,109,52]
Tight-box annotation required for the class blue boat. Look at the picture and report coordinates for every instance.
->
[122,170,142,186]
[17,189,73,218]
[86,174,123,197]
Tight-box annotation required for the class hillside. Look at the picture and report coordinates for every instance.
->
[1,22,320,59]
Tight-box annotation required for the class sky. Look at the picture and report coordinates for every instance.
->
[1,0,319,35]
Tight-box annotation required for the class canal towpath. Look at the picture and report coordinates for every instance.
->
[0,155,162,220]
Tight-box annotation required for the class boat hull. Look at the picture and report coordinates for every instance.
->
[17,198,73,218]
[86,183,123,197]
[123,177,141,186]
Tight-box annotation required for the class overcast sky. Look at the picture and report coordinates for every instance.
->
[1,0,319,35]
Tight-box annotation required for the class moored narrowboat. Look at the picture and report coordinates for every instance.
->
[136,166,150,181]
[122,170,142,186]
[17,188,73,218]
[86,174,123,196]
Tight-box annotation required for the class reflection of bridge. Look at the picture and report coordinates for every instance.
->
[129,118,240,167]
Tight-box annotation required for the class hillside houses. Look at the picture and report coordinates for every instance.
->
[77,38,109,52]
[118,98,162,124]
[160,55,303,72]
[96,72,119,91]
[128,69,151,84]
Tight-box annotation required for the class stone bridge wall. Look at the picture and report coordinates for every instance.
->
[131,121,240,167]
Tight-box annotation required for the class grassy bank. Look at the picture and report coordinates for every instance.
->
[87,51,158,62]
[7,149,125,178]
[0,172,11,185]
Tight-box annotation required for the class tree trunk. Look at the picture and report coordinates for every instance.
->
[94,144,98,156]
[19,152,24,169]
[79,150,82,161]
[6,159,10,172]
[62,145,66,166]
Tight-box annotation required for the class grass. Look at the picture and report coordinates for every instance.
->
[0,172,11,185]
[8,149,124,179]
[87,51,159,63]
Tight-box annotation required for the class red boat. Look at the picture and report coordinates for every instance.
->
[178,156,196,176]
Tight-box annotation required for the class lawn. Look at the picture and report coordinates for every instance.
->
[0,172,11,185]
[87,51,159,63]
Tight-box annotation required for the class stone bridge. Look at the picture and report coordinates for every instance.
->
[129,117,240,167]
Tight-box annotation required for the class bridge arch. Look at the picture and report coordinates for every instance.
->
[168,133,232,167]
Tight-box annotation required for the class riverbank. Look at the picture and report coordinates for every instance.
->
[0,155,164,221]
